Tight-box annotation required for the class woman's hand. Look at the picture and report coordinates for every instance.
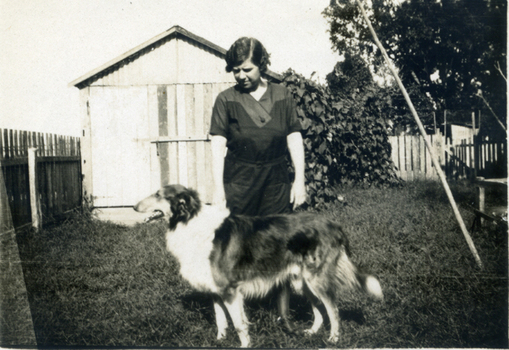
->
[290,180,307,210]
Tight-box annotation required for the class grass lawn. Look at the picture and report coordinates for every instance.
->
[14,180,508,348]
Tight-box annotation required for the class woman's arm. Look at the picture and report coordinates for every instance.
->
[210,135,228,207]
[287,131,307,209]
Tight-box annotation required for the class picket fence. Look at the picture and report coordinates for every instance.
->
[389,133,507,181]
[0,129,81,230]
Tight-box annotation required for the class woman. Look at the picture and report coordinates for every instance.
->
[209,37,306,331]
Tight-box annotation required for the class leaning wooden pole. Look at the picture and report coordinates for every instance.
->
[354,0,483,269]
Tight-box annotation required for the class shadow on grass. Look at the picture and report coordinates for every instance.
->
[179,291,215,324]
[179,285,368,334]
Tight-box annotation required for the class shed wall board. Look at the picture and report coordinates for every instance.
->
[167,84,178,137]
[148,85,161,192]
[177,85,188,186]
[80,87,93,203]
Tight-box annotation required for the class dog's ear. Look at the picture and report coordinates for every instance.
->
[162,184,187,200]
[177,198,188,217]
[168,193,194,230]
[175,190,200,219]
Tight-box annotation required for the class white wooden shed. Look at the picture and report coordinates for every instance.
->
[70,26,281,207]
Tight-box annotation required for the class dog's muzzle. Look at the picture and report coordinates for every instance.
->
[143,210,164,223]
[133,200,167,223]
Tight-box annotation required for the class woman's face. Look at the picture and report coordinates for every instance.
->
[232,57,261,92]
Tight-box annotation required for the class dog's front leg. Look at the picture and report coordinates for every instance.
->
[212,295,228,340]
[322,297,340,343]
[223,290,250,347]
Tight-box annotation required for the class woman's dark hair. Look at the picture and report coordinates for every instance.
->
[225,37,271,74]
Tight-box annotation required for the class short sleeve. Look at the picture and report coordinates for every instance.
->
[209,93,229,138]
[286,89,302,135]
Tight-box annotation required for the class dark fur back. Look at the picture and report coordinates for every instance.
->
[211,215,296,287]
[209,213,359,298]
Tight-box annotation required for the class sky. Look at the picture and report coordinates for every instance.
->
[0,0,340,136]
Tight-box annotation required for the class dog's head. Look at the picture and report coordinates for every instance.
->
[134,184,201,229]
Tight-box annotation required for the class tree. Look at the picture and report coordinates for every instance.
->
[324,0,507,136]
[327,52,434,132]
[323,0,399,81]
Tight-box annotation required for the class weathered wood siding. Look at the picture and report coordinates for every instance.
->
[85,82,234,207]
[80,33,237,207]
[153,82,234,204]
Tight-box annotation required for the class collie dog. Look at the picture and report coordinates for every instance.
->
[134,184,383,347]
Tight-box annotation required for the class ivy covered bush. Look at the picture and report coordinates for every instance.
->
[282,54,401,208]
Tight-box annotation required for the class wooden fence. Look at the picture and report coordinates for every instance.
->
[473,139,506,178]
[0,129,81,230]
[389,134,442,181]
[389,133,507,181]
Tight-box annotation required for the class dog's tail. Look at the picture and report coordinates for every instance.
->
[287,226,383,300]
[334,248,384,300]
[356,273,383,300]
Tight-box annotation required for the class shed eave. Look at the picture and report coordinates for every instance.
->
[68,25,229,88]
[69,25,283,88]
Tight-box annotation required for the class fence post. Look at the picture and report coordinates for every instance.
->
[472,111,477,180]
[28,148,41,231]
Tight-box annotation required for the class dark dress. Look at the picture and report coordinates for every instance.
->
[209,82,301,216]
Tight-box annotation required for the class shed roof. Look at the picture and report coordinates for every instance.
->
[70,25,282,88]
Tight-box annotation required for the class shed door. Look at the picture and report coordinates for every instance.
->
[89,86,151,207]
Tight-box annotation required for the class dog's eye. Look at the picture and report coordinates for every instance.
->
[155,192,160,198]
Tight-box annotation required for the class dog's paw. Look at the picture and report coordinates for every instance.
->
[216,329,227,340]
[303,328,317,336]
[328,333,339,343]
[276,316,296,334]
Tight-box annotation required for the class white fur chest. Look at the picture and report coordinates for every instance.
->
[165,205,229,293]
